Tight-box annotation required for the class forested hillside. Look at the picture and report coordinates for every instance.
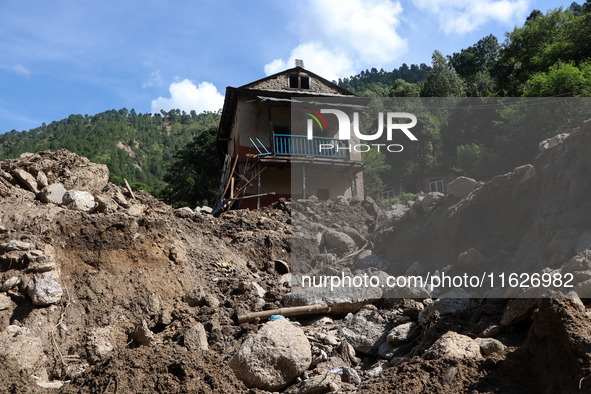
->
[0,108,220,196]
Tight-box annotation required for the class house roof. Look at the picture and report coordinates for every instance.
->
[217,67,356,153]
[239,66,354,96]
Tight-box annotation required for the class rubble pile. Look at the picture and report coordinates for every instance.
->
[0,119,591,393]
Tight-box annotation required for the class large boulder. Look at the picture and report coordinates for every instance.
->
[539,133,569,152]
[446,176,480,198]
[39,183,67,205]
[230,319,311,390]
[322,229,357,254]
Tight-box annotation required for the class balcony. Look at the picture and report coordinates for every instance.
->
[273,134,350,160]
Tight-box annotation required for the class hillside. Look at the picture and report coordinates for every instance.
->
[0,109,220,196]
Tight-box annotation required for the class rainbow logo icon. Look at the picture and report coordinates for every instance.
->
[304,108,328,132]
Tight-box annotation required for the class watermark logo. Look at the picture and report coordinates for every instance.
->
[305,108,418,153]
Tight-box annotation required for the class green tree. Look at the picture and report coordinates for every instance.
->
[524,61,591,96]
[421,51,466,97]
[161,127,222,208]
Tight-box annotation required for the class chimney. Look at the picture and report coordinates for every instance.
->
[295,59,304,68]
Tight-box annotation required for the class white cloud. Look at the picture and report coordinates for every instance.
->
[412,0,531,34]
[264,42,355,82]
[13,64,30,77]
[264,0,407,79]
[150,79,224,114]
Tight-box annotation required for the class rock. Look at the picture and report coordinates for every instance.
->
[378,341,397,359]
[322,229,357,254]
[367,361,389,377]
[424,332,482,360]
[230,319,311,391]
[514,164,536,184]
[39,183,67,205]
[342,226,366,247]
[184,323,208,351]
[421,192,445,214]
[0,293,14,311]
[129,320,156,346]
[0,325,44,372]
[338,305,389,355]
[500,298,539,326]
[475,338,506,356]
[185,287,219,308]
[418,289,473,326]
[377,204,407,227]
[0,239,33,252]
[356,250,388,270]
[283,283,382,314]
[575,232,591,254]
[250,282,266,298]
[28,275,63,306]
[285,372,341,394]
[0,276,20,292]
[539,133,569,152]
[62,190,97,211]
[36,170,49,189]
[387,322,418,345]
[94,194,119,213]
[447,176,480,198]
[127,204,146,216]
[13,168,39,193]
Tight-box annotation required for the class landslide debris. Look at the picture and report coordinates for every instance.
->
[1,117,591,394]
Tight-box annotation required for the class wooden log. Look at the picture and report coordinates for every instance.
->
[123,178,136,200]
[237,304,330,324]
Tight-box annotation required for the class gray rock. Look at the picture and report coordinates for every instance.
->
[13,168,38,193]
[367,361,389,377]
[0,239,33,252]
[322,229,357,254]
[421,192,445,214]
[356,250,387,270]
[378,204,407,227]
[387,322,418,345]
[230,319,311,391]
[94,195,119,213]
[539,133,569,152]
[28,276,63,306]
[447,176,480,198]
[62,190,97,211]
[39,183,67,205]
[338,306,389,355]
[475,338,506,356]
[424,332,482,360]
[184,323,208,351]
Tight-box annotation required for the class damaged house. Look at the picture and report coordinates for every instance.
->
[216,62,364,210]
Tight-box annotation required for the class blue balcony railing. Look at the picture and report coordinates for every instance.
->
[274,134,350,159]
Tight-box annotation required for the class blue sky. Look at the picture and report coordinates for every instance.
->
[0,0,575,133]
